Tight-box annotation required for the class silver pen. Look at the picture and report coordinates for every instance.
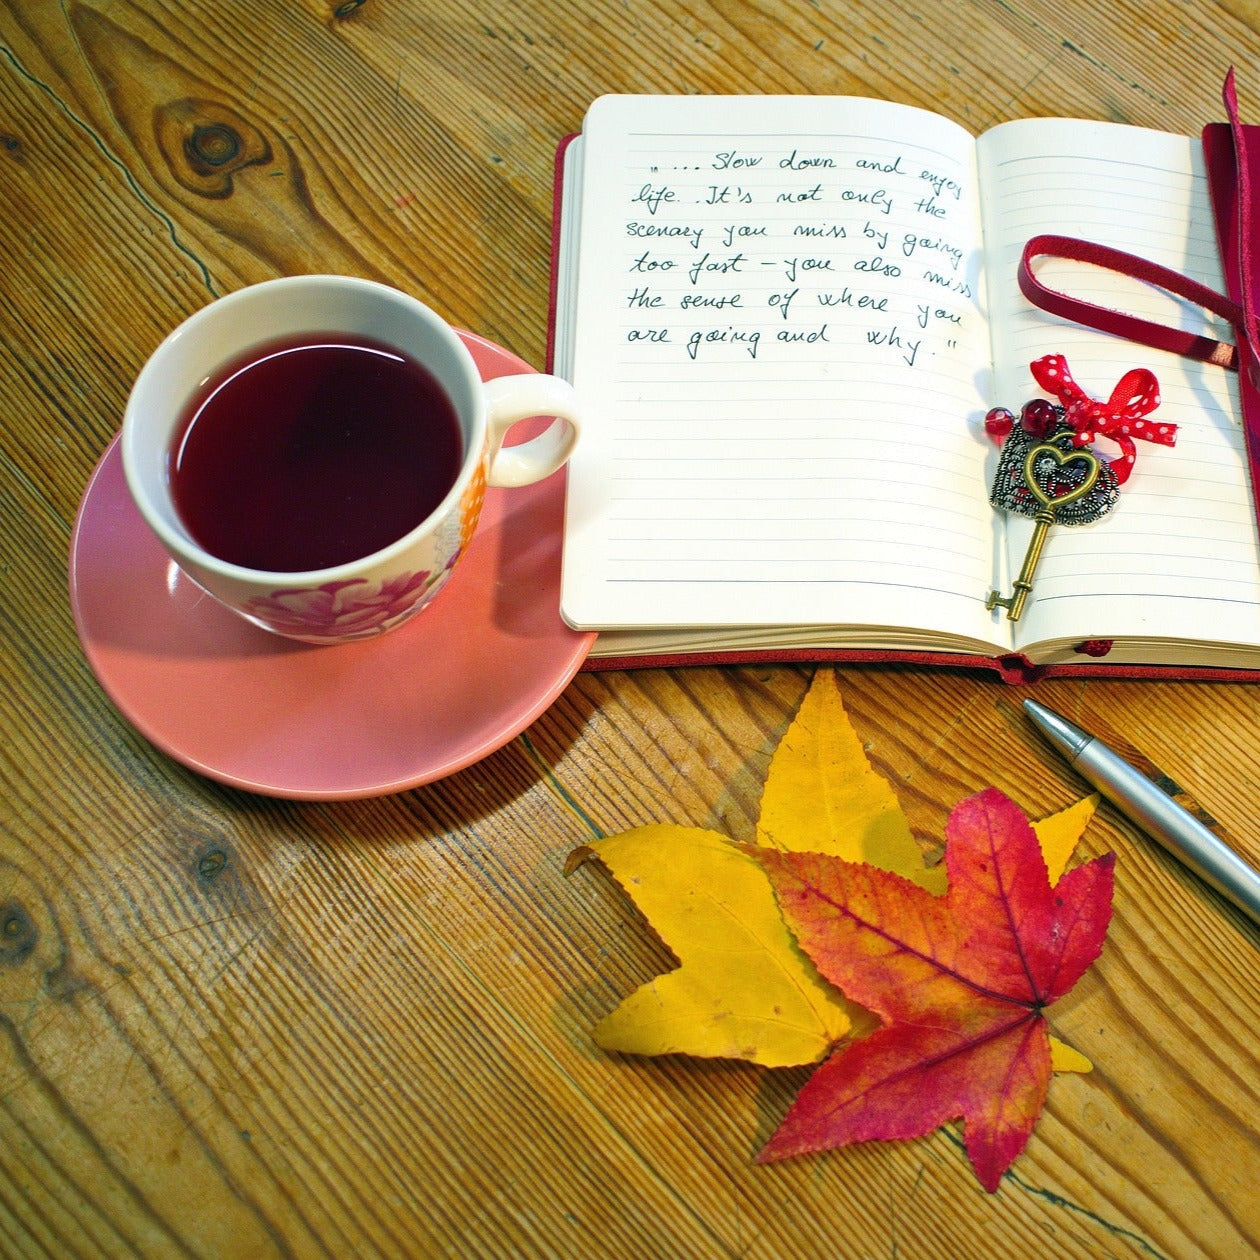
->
[1023,698,1260,932]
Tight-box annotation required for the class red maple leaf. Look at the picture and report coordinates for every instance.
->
[753,787,1115,1191]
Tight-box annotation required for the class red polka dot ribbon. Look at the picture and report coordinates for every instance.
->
[1029,354,1175,485]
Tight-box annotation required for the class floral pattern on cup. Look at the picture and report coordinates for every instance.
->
[244,568,450,641]
[459,461,487,552]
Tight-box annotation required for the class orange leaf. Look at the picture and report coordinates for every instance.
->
[755,788,1114,1191]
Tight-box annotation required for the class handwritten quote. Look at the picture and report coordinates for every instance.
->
[617,137,980,370]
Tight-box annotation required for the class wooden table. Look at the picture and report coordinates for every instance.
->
[2,2,1258,1255]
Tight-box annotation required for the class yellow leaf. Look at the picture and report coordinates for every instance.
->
[756,673,946,894]
[574,826,859,1067]
[1034,793,1100,886]
[1049,1037,1093,1073]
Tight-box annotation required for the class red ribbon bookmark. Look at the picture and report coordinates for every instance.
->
[1017,70,1260,515]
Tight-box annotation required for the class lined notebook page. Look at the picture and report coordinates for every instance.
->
[559,95,1004,649]
[978,119,1260,659]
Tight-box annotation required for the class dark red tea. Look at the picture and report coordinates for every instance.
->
[170,332,463,571]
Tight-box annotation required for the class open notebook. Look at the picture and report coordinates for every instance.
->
[550,94,1260,680]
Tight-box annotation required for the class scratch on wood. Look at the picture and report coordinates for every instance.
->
[938,1128,1171,1258]
[518,732,606,841]
[0,41,217,295]
[984,0,1169,109]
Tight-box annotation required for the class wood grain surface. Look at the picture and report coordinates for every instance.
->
[2,1,1259,1256]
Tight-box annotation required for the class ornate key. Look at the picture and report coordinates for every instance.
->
[981,355,1171,623]
[986,442,1102,621]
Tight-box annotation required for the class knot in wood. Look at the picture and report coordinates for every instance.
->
[186,123,241,171]
[0,900,37,965]
[157,98,272,197]
[197,848,228,882]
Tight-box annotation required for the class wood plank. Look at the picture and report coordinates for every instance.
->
[2,1,1258,1255]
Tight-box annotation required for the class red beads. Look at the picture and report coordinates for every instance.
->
[984,407,1014,440]
[1019,398,1059,439]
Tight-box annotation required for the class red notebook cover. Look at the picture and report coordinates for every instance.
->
[549,130,1260,683]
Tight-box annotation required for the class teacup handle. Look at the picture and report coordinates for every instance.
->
[483,374,582,488]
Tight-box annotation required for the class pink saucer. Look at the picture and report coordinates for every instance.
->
[69,332,595,799]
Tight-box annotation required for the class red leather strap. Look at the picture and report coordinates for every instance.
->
[1018,233,1242,371]
[1017,73,1260,537]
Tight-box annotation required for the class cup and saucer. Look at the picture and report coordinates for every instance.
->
[69,290,594,800]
